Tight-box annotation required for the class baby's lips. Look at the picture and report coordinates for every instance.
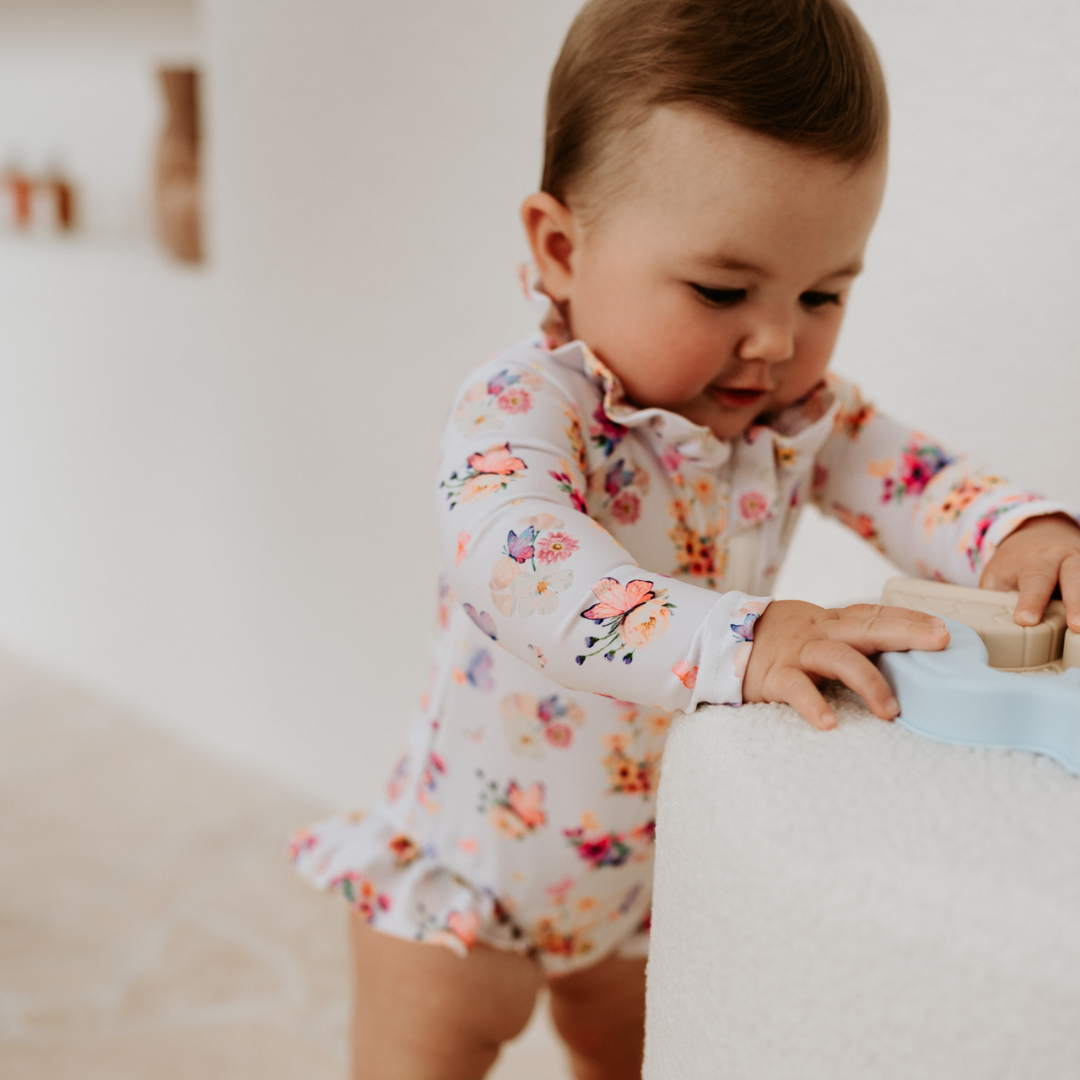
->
[711,386,769,406]
[713,383,770,394]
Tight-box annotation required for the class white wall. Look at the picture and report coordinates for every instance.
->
[0,0,1077,808]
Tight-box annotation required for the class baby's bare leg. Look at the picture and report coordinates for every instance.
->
[349,911,542,1080]
[547,953,647,1080]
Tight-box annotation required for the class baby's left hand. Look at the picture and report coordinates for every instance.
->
[980,513,1080,632]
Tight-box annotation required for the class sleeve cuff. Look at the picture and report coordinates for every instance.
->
[690,591,774,708]
[983,500,1078,566]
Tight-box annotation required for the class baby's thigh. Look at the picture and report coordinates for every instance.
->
[349,911,542,1080]
[547,954,647,1080]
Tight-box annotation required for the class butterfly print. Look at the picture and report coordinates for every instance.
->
[465,649,494,692]
[671,661,698,689]
[504,526,537,564]
[576,578,675,666]
[464,604,498,640]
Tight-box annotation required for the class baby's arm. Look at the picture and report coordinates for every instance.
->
[437,355,771,712]
[812,377,1078,627]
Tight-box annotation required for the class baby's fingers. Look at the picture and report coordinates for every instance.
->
[827,607,950,655]
[773,666,837,731]
[801,639,901,721]
[837,603,944,627]
[1063,553,1080,633]
[1014,560,1059,627]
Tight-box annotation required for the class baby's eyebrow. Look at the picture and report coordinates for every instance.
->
[697,253,765,274]
[822,260,864,280]
[694,253,864,281]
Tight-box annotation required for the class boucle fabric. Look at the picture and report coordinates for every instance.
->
[645,688,1080,1079]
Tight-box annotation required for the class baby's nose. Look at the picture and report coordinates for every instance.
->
[737,320,795,364]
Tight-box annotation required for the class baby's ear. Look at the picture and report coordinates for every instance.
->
[520,192,577,302]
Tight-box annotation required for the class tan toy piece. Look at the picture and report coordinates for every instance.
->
[881,577,1079,673]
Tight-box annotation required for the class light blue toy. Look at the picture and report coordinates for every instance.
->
[878,617,1080,775]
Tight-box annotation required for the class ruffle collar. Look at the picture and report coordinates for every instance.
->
[520,265,842,485]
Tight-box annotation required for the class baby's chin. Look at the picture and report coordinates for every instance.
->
[669,396,768,442]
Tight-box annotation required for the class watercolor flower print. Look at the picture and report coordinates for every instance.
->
[563,811,655,869]
[501,691,586,758]
[960,492,1043,573]
[601,704,671,797]
[576,577,675,665]
[452,367,542,437]
[872,436,955,505]
[589,456,651,527]
[489,513,577,617]
[477,772,547,840]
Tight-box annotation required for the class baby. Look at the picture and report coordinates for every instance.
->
[293,1,1080,1077]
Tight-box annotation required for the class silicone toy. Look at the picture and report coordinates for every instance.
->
[877,578,1080,774]
[881,577,1074,671]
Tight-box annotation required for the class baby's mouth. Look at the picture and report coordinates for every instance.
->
[710,386,769,409]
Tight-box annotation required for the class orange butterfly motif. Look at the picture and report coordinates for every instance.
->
[507,781,546,828]
[467,443,526,476]
[581,578,654,621]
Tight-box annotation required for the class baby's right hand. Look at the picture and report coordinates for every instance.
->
[741,600,950,730]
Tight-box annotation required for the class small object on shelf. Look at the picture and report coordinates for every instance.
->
[4,167,34,230]
[155,66,202,262]
[44,168,77,232]
[2,161,79,235]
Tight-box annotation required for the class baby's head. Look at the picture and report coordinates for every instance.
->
[522,0,889,439]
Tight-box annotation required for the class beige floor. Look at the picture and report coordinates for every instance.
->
[0,650,570,1079]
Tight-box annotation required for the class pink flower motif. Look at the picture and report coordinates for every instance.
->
[544,722,573,748]
[660,446,683,472]
[610,490,641,525]
[447,909,481,947]
[455,531,470,566]
[496,387,532,414]
[671,661,698,689]
[330,871,391,919]
[738,490,770,523]
[536,531,579,564]
[546,876,575,900]
[288,829,317,862]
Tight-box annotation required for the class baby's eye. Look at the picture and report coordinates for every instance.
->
[800,291,841,309]
[690,284,747,307]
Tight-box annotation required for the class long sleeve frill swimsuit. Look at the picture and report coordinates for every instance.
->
[291,276,1071,974]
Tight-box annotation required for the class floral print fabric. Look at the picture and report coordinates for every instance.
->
[291,278,1072,974]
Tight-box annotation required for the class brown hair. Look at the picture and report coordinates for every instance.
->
[542,0,888,212]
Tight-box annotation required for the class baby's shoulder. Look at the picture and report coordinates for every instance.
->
[446,340,601,439]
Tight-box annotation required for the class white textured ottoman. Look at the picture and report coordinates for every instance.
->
[644,689,1080,1079]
